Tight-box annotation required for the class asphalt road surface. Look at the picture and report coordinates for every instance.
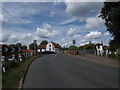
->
[23,54,118,88]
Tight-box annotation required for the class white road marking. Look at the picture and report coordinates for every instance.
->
[55,53,58,57]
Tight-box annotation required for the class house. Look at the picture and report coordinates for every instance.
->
[22,49,36,57]
[103,46,111,57]
[37,44,47,53]
[46,42,61,53]
[95,42,111,57]
[37,42,61,53]
[96,42,104,56]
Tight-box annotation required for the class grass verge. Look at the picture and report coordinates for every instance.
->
[103,54,120,61]
[108,55,120,61]
[2,55,42,88]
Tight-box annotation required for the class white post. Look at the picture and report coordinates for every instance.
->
[12,54,15,60]
[19,53,22,62]
[100,50,103,56]
[106,50,108,57]
[2,67,6,72]
[1,56,6,72]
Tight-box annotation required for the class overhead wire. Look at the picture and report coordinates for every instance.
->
[2,7,32,30]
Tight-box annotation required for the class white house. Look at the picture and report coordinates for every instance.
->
[37,44,46,52]
[46,42,61,53]
[38,42,61,53]
[95,41,111,57]
[96,42,104,56]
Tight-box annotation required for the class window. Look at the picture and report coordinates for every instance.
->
[98,46,100,49]
[49,44,51,47]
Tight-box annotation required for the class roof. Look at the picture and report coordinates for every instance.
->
[38,44,46,49]
[51,42,61,48]
[22,49,36,52]
[103,46,109,50]
[0,44,8,47]
[96,43,103,46]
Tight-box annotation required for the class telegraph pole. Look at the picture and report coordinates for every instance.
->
[73,40,76,51]
[33,40,37,51]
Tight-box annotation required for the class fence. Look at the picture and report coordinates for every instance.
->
[67,49,94,55]
[1,45,37,73]
[78,49,94,54]
[67,51,78,55]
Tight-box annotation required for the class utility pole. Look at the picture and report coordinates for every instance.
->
[73,40,76,51]
[33,40,37,51]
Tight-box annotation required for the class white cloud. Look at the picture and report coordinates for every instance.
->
[35,28,50,38]
[1,23,60,44]
[104,31,110,36]
[42,23,51,30]
[3,0,106,2]
[85,15,105,30]
[49,11,56,17]
[68,41,72,44]
[73,34,81,39]
[2,33,10,43]
[20,33,33,42]
[9,35,18,43]
[1,33,34,44]
[79,42,89,46]
[65,1,103,21]
[85,31,102,39]
[67,28,81,39]
[0,14,7,25]
[81,39,86,43]
[47,30,60,37]
[20,19,33,24]
[3,4,38,18]
[62,42,68,47]
[60,18,76,25]
[67,28,76,36]
[35,23,60,39]
[61,39,66,42]
[65,0,105,2]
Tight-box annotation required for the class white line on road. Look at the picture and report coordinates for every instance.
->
[55,53,58,57]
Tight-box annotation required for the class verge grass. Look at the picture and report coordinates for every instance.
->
[2,55,42,88]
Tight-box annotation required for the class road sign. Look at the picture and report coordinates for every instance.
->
[4,47,8,52]
[73,40,76,44]
[11,47,15,52]
[2,47,8,52]
[34,40,37,45]
[18,47,22,52]
[12,47,22,52]
[2,46,22,53]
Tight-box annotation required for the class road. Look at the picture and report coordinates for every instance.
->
[23,54,118,88]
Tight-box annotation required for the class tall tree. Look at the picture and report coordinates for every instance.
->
[79,44,95,50]
[15,43,22,48]
[83,44,95,50]
[22,45,27,49]
[99,2,120,51]
[29,43,34,50]
[9,44,16,47]
[40,40,48,45]
[69,45,78,50]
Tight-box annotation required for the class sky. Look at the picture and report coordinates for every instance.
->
[1,1,113,47]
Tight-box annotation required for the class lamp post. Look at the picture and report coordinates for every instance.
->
[73,40,76,51]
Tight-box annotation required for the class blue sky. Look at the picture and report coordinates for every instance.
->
[1,2,112,47]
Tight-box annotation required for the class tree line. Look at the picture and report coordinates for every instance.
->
[63,43,95,51]
[99,2,120,52]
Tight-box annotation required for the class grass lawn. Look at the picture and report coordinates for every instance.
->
[107,54,120,61]
[2,55,42,88]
